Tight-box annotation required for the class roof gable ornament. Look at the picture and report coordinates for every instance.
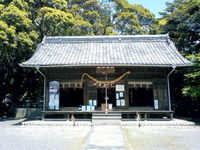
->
[42,36,46,45]
[166,33,171,45]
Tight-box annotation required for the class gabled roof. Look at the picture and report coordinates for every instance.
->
[20,34,192,67]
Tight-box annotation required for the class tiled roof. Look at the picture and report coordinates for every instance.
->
[20,34,192,67]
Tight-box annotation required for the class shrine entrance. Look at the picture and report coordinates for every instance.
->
[97,88,116,107]
[129,87,153,107]
[60,88,83,107]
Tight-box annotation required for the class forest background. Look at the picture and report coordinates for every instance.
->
[0,0,199,117]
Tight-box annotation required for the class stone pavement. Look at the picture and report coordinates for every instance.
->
[1,118,200,150]
[122,126,200,150]
[84,126,128,150]
[0,119,91,150]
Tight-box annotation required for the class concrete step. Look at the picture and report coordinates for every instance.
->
[92,112,122,125]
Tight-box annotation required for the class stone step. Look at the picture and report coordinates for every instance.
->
[21,121,92,126]
[92,112,122,125]
[21,120,195,127]
[92,120,121,125]
[92,112,122,116]
[92,117,122,120]
[121,120,195,127]
[92,115,121,118]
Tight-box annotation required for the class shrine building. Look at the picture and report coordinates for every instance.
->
[20,34,192,120]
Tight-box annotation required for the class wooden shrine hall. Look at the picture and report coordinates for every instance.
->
[20,34,192,120]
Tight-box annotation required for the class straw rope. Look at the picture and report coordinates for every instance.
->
[80,71,130,86]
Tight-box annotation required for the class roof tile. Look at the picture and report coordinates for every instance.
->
[20,35,192,67]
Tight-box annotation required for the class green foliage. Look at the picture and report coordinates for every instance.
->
[113,11,141,34]
[158,0,200,100]
[158,0,200,54]
[43,0,67,10]
[71,20,93,35]
[182,53,200,97]
[0,2,39,113]
[159,0,185,18]
[67,0,113,35]
[0,0,157,116]
[104,26,116,35]
[10,0,29,11]
[36,7,74,36]
[1,5,31,31]
[0,20,16,48]
[83,11,100,24]
[112,1,155,34]
[0,4,4,11]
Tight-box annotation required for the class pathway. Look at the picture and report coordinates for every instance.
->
[84,126,127,150]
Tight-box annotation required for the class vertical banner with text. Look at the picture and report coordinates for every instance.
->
[49,81,59,110]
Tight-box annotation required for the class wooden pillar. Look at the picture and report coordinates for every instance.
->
[144,113,148,120]
[125,78,129,109]
[45,79,49,110]
[42,113,45,120]
[67,113,70,121]
[169,112,173,119]
[83,79,88,105]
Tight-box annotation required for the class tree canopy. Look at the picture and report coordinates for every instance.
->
[157,0,200,116]
[158,0,200,98]
[0,0,156,116]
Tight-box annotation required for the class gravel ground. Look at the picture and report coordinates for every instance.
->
[122,126,200,150]
[0,119,91,150]
[1,119,200,150]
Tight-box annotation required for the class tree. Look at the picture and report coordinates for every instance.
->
[71,20,93,35]
[158,0,200,116]
[159,0,185,18]
[0,2,39,116]
[183,53,200,98]
[36,7,75,37]
[0,0,158,117]
[67,0,114,35]
[158,0,200,54]
[112,0,155,34]
[43,0,68,11]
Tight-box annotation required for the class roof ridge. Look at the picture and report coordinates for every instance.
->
[45,34,167,38]
[43,34,168,43]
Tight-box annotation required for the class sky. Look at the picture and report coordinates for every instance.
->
[128,0,174,18]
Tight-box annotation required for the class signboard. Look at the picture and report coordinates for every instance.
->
[154,99,159,110]
[108,104,113,110]
[116,85,125,91]
[49,81,60,110]
[116,85,125,106]
[88,99,97,106]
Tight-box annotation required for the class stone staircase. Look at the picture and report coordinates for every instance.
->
[92,112,122,125]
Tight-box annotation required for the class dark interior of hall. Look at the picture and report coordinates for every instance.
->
[60,88,83,107]
[97,88,116,107]
[129,88,153,107]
